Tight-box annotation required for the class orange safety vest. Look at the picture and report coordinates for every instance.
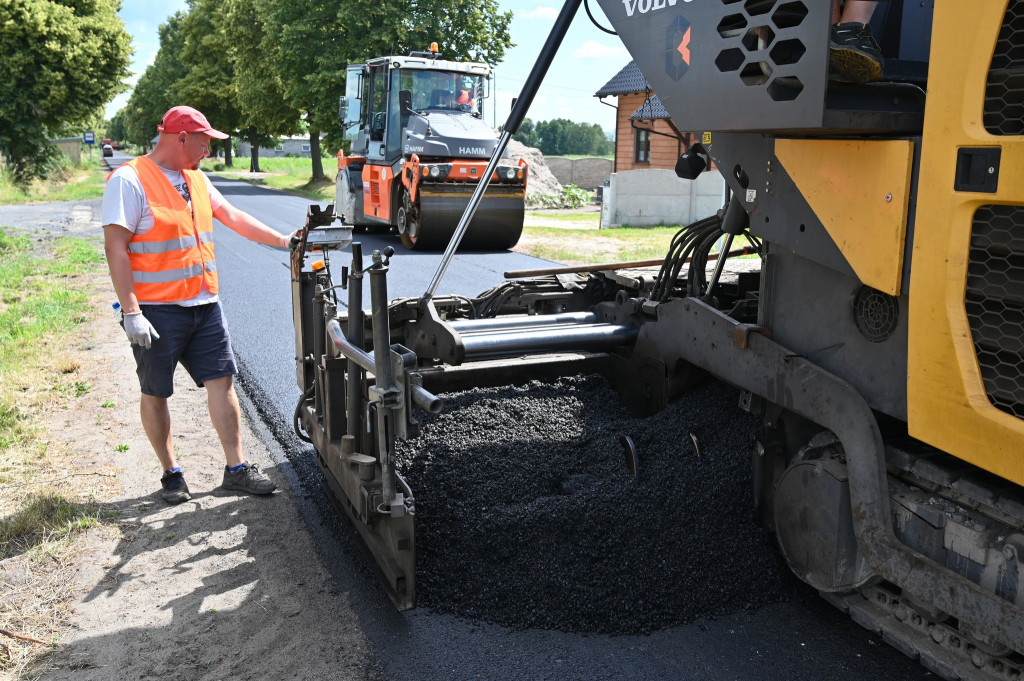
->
[117,156,219,302]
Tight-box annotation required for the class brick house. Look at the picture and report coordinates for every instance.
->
[596,61,695,173]
[595,61,723,228]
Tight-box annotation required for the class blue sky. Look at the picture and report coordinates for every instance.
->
[107,0,628,134]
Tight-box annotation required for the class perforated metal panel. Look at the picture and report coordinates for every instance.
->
[965,205,1024,419]
[716,1,810,101]
[984,0,1024,135]
[597,0,924,133]
[597,0,830,131]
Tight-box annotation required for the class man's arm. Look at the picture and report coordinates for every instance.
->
[213,201,296,248]
[105,223,161,348]
[104,224,142,314]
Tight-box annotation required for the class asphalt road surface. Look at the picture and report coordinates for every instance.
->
[61,155,934,680]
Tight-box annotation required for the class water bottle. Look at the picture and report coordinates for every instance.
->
[112,301,122,322]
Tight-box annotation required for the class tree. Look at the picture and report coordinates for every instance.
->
[512,118,540,149]
[108,109,128,143]
[0,0,132,178]
[61,107,107,143]
[523,118,612,156]
[259,0,514,181]
[177,0,243,167]
[121,14,187,152]
[225,0,301,172]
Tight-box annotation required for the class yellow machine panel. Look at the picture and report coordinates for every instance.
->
[909,0,1024,486]
[775,139,914,296]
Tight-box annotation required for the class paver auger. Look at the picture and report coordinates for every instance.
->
[291,2,1024,679]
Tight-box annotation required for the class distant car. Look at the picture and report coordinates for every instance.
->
[102,144,113,157]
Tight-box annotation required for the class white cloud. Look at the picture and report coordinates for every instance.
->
[521,6,559,19]
[496,88,518,114]
[490,87,614,132]
[572,40,629,60]
[493,89,546,125]
[105,92,130,119]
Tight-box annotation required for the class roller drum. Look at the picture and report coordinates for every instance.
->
[410,183,525,251]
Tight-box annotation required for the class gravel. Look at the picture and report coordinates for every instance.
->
[396,374,797,634]
[504,139,563,197]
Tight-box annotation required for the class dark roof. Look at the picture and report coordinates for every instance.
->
[630,94,670,120]
[595,61,651,97]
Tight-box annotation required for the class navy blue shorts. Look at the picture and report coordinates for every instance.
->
[128,302,237,398]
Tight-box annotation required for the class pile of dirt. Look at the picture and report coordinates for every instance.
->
[396,374,797,634]
[504,139,563,197]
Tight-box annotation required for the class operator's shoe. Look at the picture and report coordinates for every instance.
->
[160,469,192,504]
[221,461,276,495]
[829,23,884,84]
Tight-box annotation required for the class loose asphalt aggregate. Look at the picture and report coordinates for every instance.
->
[396,374,801,634]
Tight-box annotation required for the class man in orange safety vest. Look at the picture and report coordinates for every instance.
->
[102,105,298,504]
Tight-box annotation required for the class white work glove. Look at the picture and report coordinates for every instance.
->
[283,229,301,250]
[122,311,161,349]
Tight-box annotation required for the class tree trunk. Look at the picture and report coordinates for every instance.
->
[309,127,325,181]
[223,137,233,168]
[248,127,262,173]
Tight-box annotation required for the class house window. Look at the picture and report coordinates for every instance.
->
[634,128,651,164]
[302,144,311,153]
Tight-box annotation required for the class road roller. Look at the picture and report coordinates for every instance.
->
[334,44,528,251]
[290,2,1024,679]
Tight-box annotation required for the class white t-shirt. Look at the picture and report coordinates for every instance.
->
[103,161,226,306]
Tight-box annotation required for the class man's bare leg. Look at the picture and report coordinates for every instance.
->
[841,1,878,24]
[205,375,245,468]
[140,394,177,471]
[208,375,276,494]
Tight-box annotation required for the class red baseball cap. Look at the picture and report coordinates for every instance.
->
[157,106,229,139]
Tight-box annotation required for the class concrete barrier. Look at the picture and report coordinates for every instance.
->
[49,137,82,165]
[600,169,724,228]
[546,157,614,190]
[573,158,613,190]
[546,157,573,186]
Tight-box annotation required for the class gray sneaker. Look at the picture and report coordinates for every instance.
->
[222,461,276,495]
[160,469,191,504]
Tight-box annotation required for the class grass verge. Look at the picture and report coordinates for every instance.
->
[0,228,121,679]
[516,224,757,267]
[517,225,682,264]
[526,211,601,225]
[201,157,336,201]
[0,161,109,205]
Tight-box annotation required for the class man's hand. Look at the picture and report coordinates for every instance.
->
[284,229,302,250]
[122,312,161,349]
